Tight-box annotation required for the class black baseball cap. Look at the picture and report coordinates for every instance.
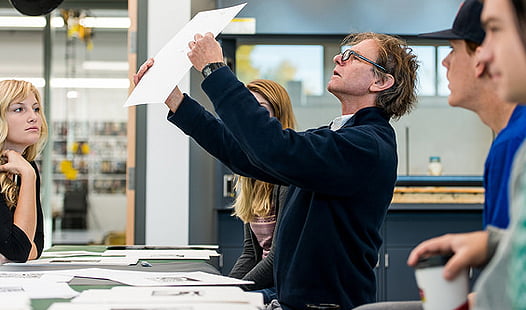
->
[9,0,64,16]
[419,0,485,45]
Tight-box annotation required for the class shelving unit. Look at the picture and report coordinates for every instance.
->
[52,120,127,195]
[50,121,127,232]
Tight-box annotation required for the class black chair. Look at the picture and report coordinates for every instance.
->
[61,186,88,229]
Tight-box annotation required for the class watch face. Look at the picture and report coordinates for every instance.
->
[202,63,225,78]
[202,67,213,78]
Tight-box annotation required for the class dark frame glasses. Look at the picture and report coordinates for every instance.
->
[341,49,387,73]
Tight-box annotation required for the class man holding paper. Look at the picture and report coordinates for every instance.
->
[135,31,418,309]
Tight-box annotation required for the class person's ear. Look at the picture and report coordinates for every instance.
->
[474,46,486,78]
[370,74,394,92]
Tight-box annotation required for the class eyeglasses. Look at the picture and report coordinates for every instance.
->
[340,49,387,73]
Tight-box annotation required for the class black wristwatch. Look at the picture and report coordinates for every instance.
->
[201,62,226,78]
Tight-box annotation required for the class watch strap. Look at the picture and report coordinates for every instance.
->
[201,62,227,78]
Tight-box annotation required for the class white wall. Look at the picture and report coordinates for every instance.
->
[145,0,191,245]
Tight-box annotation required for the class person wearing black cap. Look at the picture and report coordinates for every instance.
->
[405,1,526,309]
[355,1,525,309]
[420,0,526,231]
[9,0,63,16]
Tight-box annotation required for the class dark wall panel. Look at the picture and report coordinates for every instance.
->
[217,0,463,35]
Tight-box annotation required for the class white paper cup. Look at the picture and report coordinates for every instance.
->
[414,255,469,310]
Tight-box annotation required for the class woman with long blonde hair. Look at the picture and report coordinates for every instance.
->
[0,80,48,263]
[228,79,296,303]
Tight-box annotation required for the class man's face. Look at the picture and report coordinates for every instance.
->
[480,0,526,102]
[327,39,380,98]
[441,40,480,111]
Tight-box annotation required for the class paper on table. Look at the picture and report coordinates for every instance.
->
[0,280,79,299]
[102,249,219,260]
[0,271,73,282]
[48,302,261,310]
[72,286,262,307]
[54,268,253,287]
[41,251,111,258]
[0,289,30,310]
[123,3,247,107]
[8,256,138,266]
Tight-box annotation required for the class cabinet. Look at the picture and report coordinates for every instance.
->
[217,208,244,275]
[375,204,483,301]
[216,202,483,299]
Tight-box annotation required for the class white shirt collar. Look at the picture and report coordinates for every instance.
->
[330,114,354,131]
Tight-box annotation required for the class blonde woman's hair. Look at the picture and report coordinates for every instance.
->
[0,80,48,209]
[233,79,296,223]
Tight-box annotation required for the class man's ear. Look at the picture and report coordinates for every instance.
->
[370,74,394,92]
[474,46,486,78]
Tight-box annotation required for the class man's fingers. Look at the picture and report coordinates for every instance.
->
[407,236,453,266]
[443,253,468,280]
[134,58,155,85]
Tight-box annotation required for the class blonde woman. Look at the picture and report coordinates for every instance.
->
[0,80,48,263]
[227,80,296,302]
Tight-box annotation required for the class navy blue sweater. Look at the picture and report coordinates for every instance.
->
[169,67,397,309]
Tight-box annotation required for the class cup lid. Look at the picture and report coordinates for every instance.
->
[415,254,452,269]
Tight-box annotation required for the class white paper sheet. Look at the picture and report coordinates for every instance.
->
[0,271,77,299]
[7,256,138,266]
[123,3,247,107]
[0,289,30,310]
[71,286,262,307]
[102,249,219,260]
[48,302,260,310]
[0,271,73,282]
[54,268,253,287]
[41,251,110,258]
[0,280,79,299]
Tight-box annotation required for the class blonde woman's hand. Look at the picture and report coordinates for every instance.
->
[0,150,35,179]
[133,57,184,112]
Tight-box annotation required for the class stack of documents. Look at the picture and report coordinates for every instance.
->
[25,248,221,266]
[48,286,263,310]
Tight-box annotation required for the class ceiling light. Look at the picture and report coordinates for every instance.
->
[0,16,45,28]
[0,16,129,29]
[66,90,79,99]
[51,78,130,89]
[82,61,129,71]
[0,77,129,89]
[80,17,130,29]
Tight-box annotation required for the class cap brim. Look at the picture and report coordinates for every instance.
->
[418,29,464,41]
[10,0,63,16]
